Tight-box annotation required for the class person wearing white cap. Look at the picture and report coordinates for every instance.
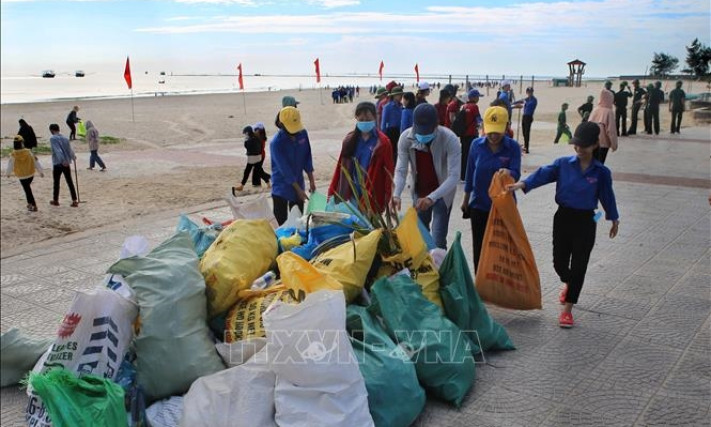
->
[415,82,431,105]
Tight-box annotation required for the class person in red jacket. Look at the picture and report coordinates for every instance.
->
[328,102,394,214]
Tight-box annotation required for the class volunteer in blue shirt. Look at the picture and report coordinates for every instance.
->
[513,87,537,154]
[508,121,620,328]
[461,106,522,273]
[270,106,316,225]
[381,86,404,161]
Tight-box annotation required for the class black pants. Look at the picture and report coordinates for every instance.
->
[615,107,627,136]
[648,105,660,135]
[272,195,303,226]
[469,208,489,274]
[593,146,609,164]
[629,103,642,134]
[20,177,36,207]
[385,127,401,162]
[671,110,683,133]
[521,114,533,152]
[66,121,76,140]
[242,161,270,186]
[52,164,78,202]
[552,207,596,305]
[643,108,651,134]
[460,135,475,180]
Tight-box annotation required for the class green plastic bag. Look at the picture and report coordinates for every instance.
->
[439,232,515,352]
[108,231,225,402]
[346,305,425,427]
[306,190,327,214]
[1,329,52,387]
[369,275,475,408]
[77,121,86,138]
[27,369,125,427]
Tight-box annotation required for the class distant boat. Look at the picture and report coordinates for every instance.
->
[42,70,56,78]
[158,79,166,84]
[75,70,85,78]
[160,71,166,76]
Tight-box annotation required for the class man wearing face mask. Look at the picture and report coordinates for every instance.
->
[381,86,404,162]
[329,102,394,214]
[392,103,461,249]
[460,106,522,273]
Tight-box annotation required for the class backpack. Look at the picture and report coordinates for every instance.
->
[451,107,468,137]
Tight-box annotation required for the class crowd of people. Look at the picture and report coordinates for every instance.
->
[6,107,109,212]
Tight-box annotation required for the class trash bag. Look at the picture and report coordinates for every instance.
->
[346,305,425,427]
[369,275,475,407]
[181,350,277,427]
[108,232,225,402]
[199,219,278,317]
[114,353,148,427]
[226,194,278,229]
[145,396,183,427]
[439,232,515,353]
[27,369,125,427]
[277,251,343,298]
[475,171,542,309]
[306,190,328,214]
[310,229,382,303]
[224,289,297,343]
[264,290,374,427]
[77,121,86,138]
[215,338,267,367]
[1,329,52,387]
[176,214,219,258]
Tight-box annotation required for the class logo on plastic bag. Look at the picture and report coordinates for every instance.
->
[57,313,82,339]
[300,341,338,362]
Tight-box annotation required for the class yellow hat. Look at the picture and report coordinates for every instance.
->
[278,106,304,134]
[13,135,24,144]
[483,106,508,135]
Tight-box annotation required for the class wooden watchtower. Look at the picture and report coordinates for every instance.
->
[567,59,586,87]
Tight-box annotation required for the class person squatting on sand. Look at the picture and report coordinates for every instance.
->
[392,103,460,249]
[270,106,316,225]
[507,121,619,328]
[5,135,44,212]
[328,101,394,214]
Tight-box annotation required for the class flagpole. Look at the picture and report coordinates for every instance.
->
[242,89,247,115]
[130,88,135,123]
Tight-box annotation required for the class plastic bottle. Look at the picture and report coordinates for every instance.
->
[251,271,277,290]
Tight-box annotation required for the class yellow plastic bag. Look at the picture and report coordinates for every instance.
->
[311,229,382,303]
[224,289,296,343]
[199,219,278,317]
[394,208,429,270]
[379,253,443,308]
[277,252,342,299]
[475,171,541,309]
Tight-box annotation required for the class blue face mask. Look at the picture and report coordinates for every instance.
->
[414,133,435,145]
[356,121,376,133]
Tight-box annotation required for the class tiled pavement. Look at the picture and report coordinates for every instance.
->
[1,128,709,426]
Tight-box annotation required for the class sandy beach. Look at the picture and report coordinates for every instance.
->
[0,80,695,253]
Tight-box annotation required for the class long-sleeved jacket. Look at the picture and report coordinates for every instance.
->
[85,121,100,151]
[588,89,618,151]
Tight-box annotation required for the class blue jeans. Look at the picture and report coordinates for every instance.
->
[416,198,452,249]
[89,150,105,169]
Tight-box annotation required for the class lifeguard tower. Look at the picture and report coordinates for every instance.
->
[567,59,586,87]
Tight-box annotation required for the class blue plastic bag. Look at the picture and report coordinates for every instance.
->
[176,214,219,258]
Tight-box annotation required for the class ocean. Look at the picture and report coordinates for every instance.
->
[0,71,555,104]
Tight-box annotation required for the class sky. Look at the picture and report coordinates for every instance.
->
[1,0,709,78]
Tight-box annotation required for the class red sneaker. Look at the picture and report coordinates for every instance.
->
[559,285,568,305]
[559,312,574,328]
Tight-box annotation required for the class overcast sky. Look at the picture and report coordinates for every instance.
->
[1,0,709,78]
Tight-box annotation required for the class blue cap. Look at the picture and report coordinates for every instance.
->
[413,103,438,135]
[467,89,482,98]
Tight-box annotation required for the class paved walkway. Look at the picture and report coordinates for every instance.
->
[2,128,709,426]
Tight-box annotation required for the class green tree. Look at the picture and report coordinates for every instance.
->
[682,38,711,78]
[650,52,679,77]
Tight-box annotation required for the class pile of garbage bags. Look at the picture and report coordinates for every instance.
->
[3,193,516,427]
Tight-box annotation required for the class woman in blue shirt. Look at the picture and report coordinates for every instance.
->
[460,106,522,273]
[508,122,620,328]
[400,92,416,132]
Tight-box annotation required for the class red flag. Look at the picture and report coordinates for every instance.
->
[314,58,321,83]
[123,56,132,89]
[378,60,384,81]
[414,63,419,83]
[237,63,244,90]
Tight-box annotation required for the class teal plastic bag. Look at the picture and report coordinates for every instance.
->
[176,214,219,258]
[108,232,225,402]
[1,329,52,387]
[306,190,327,214]
[347,305,425,427]
[369,275,475,407]
[439,232,515,352]
[27,369,125,427]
